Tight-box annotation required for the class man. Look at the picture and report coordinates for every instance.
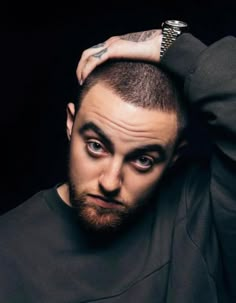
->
[0,21,235,303]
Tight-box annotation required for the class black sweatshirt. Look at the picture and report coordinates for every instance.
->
[0,34,235,303]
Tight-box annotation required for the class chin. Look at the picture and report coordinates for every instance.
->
[76,204,126,234]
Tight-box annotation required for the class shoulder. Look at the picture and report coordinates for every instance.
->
[0,189,51,243]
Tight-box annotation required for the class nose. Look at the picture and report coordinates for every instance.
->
[98,159,123,195]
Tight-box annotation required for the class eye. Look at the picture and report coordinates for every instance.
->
[133,156,154,171]
[86,140,106,156]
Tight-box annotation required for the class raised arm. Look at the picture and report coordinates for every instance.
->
[163,33,236,301]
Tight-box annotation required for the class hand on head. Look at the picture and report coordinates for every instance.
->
[76,29,162,85]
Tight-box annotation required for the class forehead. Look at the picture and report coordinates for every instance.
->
[77,83,178,146]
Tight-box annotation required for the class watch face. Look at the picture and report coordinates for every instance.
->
[166,20,188,28]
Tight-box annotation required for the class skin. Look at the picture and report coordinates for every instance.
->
[77,29,162,84]
[57,82,178,232]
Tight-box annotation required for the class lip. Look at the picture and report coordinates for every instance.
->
[87,194,123,209]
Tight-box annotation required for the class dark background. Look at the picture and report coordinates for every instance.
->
[1,1,235,214]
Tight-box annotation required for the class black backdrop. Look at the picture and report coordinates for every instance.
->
[1,2,235,214]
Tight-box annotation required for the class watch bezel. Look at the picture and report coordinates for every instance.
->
[164,20,188,29]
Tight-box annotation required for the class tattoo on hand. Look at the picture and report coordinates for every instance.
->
[92,48,107,59]
[91,42,105,48]
[120,30,158,42]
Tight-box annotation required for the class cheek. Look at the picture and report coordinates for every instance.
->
[124,165,167,201]
[69,141,100,182]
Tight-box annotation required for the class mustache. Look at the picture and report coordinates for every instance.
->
[87,194,125,206]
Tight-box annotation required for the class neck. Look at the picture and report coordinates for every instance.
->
[57,183,71,207]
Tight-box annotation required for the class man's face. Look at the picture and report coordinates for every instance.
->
[66,82,178,233]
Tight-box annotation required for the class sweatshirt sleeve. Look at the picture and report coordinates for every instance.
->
[161,33,236,298]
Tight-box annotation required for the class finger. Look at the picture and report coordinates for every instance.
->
[76,43,106,82]
[80,42,106,61]
[77,36,120,82]
[80,47,110,83]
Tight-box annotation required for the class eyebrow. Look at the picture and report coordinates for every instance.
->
[79,122,114,152]
[127,145,166,162]
[78,121,167,161]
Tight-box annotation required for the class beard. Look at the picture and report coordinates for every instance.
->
[68,179,149,235]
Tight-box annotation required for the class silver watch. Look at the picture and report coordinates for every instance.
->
[160,20,188,58]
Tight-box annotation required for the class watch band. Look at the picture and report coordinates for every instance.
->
[160,20,188,58]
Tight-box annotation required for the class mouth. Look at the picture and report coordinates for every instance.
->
[87,194,124,209]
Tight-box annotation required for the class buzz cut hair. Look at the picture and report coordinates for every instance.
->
[76,60,187,138]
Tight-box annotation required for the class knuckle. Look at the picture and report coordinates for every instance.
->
[107,36,117,43]
[81,49,90,58]
[87,55,94,63]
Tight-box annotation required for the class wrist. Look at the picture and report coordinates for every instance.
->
[160,20,188,59]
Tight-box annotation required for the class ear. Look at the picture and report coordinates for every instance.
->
[66,103,75,141]
[169,139,188,167]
